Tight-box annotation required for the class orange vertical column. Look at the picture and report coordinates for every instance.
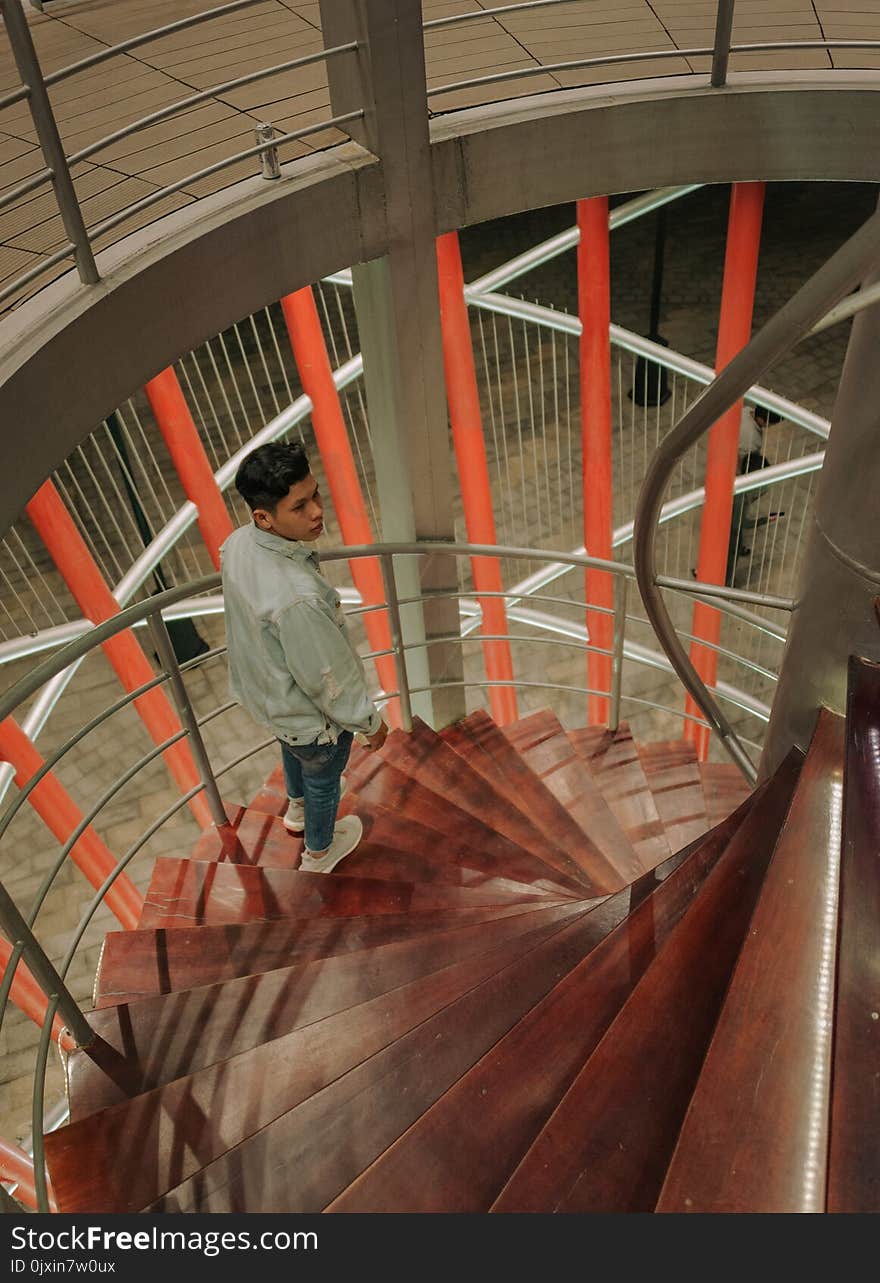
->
[686,182,765,758]
[0,718,141,928]
[578,197,614,725]
[145,368,234,568]
[281,288,401,728]
[436,232,517,725]
[0,1135,57,1211]
[0,937,74,1050]
[25,482,212,827]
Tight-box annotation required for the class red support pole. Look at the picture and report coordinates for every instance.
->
[145,368,234,569]
[0,1135,57,1212]
[577,197,615,725]
[436,232,518,726]
[686,182,766,759]
[0,718,142,930]
[25,481,213,828]
[281,288,402,728]
[0,937,74,1052]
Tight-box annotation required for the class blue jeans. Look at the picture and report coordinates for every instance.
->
[280,732,353,853]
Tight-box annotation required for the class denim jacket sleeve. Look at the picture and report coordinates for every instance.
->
[275,597,382,736]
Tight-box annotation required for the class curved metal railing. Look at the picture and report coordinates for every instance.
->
[0,0,361,310]
[633,205,880,778]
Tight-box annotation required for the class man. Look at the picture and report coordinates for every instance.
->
[222,441,388,873]
[737,404,781,469]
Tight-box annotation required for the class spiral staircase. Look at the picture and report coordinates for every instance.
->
[35,649,878,1215]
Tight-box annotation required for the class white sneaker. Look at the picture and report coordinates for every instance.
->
[300,815,363,874]
[283,778,347,833]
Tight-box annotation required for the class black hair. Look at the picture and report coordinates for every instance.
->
[753,407,782,427]
[234,442,311,511]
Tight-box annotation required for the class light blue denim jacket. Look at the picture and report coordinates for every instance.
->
[221,524,382,745]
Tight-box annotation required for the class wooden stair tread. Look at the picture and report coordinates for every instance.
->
[93,902,562,1006]
[568,723,672,872]
[658,711,843,1213]
[68,901,587,1120]
[699,761,752,828]
[146,903,628,1214]
[364,717,592,892]
[188,801,555,899]
[828,656,880,1213]
[137,856,558,931]
[491,749,803,1213]
[495,708,642,890]
[343,750,585,896]
[46,904,600,1213]
[637,739,709,852]
[323,799,753,1212]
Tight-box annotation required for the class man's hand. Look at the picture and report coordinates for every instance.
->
[366,720,388,752]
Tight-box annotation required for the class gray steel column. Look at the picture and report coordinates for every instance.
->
[761,269,880,777]
[319,0,464,728]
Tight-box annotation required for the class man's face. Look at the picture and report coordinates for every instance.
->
[254,473,324,542]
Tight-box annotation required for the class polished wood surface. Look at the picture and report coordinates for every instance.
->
[94,903,556,1006]
[343,750,585,896]
[49,705,877,1215]
[371,717,591,890]
[325,803,753,1212]
[699,761,752,828]
[70,901,586,1119]
[138,856,553,931]
[637,739,708,853]
[494,709,642,889]
[827,657,880,1213]
[190,795,555,898]
[147,906,621,1213]
[568,723,671,872]
[492,751,802,1213]
[48,908,595,1213]
[657,714,842,1212]
[441,709,616,891]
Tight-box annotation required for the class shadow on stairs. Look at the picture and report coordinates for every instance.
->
[42,675,879,1213]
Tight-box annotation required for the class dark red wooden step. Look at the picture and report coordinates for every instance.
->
[187,799,554,899]
[68,900,587,1119]
[637,738,708,853]
[361,717,592,891]
[568,723,672,872]
[137,856,558,931]
[93,902,563,1007]
[343,748,585,896]
[828,656,880,1214]
[323,800,753,1212]
[45,904,599,1213]
[699,760,752,828]
[490,749,803,1213]
[495,709,642,890]
[657,710,844,1213]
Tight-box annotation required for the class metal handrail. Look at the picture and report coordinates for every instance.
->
[88,111,364,244]
[0,0,361,306]
[633,205,880,781]
[428,38,880,100]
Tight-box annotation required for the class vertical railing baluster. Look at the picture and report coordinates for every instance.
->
[379,553,413,732]
[609,576,628,732]
[147,608,229,827]
[711,0,737,88]
[0,884,93,1048]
